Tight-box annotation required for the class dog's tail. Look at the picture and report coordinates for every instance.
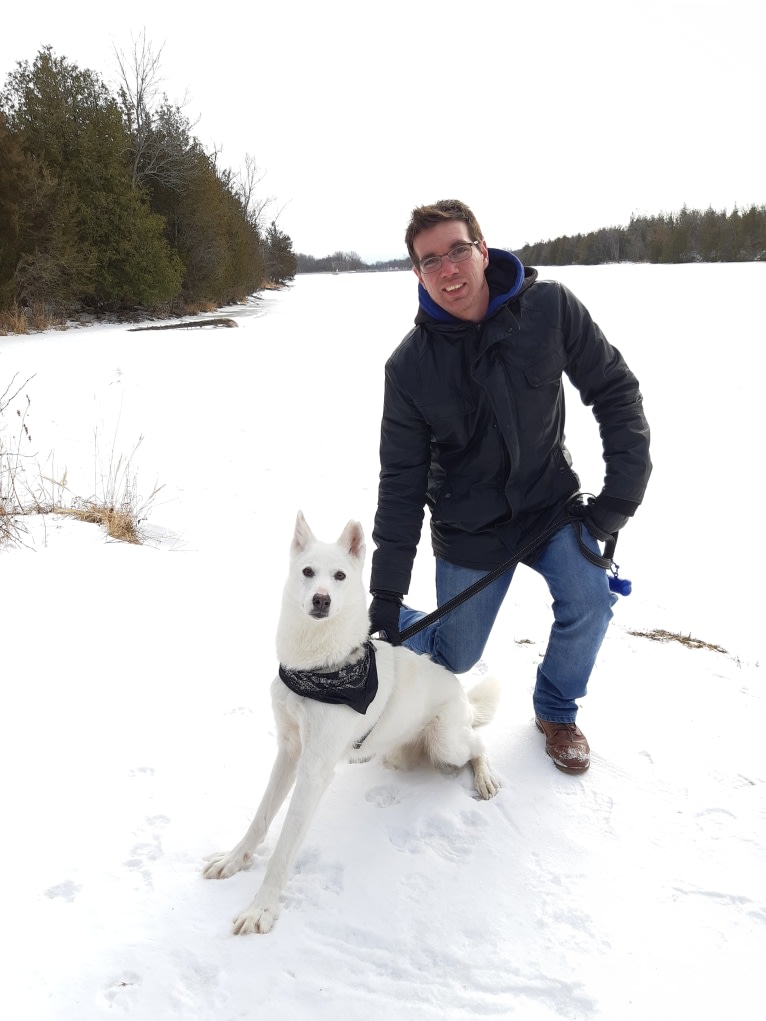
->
[467,675,501,728]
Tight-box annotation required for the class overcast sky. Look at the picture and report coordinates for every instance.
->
[1,0,762,262]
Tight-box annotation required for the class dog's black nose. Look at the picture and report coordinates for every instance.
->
[312,593,331,613]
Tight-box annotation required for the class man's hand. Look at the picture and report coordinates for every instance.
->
[570,493,636,541]
[369,592,403,645]
[586,497,632,539]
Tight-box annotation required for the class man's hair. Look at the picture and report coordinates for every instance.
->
[404,199,485,264]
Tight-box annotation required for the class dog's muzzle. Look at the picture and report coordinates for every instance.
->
[310,592,331,618]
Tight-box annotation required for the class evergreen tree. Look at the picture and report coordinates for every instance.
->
[147,146,263,306]
[263,222,297,284]
[0,110,53,307]
[0,47,181,312]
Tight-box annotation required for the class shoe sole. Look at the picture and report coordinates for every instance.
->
[535,718,590,774]
[549,757,590,775]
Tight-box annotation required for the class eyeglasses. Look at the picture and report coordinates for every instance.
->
[418,240,481,275]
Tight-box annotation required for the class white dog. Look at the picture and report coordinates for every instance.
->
[203,511,500,934]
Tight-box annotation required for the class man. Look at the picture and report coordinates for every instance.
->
[369,199,651,774]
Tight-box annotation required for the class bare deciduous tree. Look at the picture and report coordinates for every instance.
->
[235,153,283,233]
[114,30,197,193]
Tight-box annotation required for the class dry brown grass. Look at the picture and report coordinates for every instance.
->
[627,628,728,655]
[0,304,30,335]
[2,382,162,547]
[0,303,68,336]
[176,299,219,316]
[46,433,163,544]
[54,505,140,543]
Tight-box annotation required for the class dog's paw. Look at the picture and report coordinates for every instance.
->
[201,849,251,880]
[232,903,278,935]
[475,773,501,800]
[472,759,501,800]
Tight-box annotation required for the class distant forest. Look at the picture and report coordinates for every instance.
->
[0,43,296,329]
[514,205,766,265]
[296,204,766,273]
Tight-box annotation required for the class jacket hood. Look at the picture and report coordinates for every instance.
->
[415,248,536,325]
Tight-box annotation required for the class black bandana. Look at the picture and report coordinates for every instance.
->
[279,641,378,715]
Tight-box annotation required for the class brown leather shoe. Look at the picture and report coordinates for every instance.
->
[535,718,590,773]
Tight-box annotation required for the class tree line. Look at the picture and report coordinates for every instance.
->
[0,43,297,323]
[295,251,410,274]
[295,205,766,275]
[513,205,766,266]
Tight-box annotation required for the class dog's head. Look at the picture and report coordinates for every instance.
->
[288,511,366,621]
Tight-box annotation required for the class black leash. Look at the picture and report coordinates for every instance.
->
[396,504,624,644]
[569,518,631,595]
[397,513,567,642]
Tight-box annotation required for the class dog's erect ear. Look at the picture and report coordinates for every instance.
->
[338,519,365,561]
[292,510,315,555]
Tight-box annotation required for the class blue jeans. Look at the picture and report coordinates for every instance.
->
[398,523,617,723]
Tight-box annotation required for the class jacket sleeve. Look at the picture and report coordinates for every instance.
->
[370,358,431,595]
[559,283,652,510]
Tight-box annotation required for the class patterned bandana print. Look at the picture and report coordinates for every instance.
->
[278,641,378,715]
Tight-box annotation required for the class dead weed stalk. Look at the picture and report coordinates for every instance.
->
[51,431,164,544]
[627,627,729,655]
[2,383,163,546]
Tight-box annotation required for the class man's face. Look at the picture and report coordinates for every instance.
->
[412,221,490,322]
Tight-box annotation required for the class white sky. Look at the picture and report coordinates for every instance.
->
[1,0,763,261]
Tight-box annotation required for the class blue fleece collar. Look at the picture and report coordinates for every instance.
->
[416,248,525,324]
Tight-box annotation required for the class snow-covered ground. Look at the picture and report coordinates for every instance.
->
[1,263,763,1020]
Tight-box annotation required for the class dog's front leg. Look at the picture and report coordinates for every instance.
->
[203,726,301,881]
[232,753,336,935]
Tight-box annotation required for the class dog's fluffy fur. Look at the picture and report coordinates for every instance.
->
[203,511,500,934]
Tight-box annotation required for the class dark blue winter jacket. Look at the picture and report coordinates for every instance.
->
[370,249,652,596]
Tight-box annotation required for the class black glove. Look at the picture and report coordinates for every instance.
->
[570,494,636,542]
[369,591,403,645]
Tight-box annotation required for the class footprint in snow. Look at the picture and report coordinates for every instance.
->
[365,784,402,807]
[44,879,81,901]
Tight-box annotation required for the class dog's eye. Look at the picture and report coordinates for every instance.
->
[334,571,346,581]
[302,567,314,578]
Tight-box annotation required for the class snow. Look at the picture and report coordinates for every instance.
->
[1,264,764,1020]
